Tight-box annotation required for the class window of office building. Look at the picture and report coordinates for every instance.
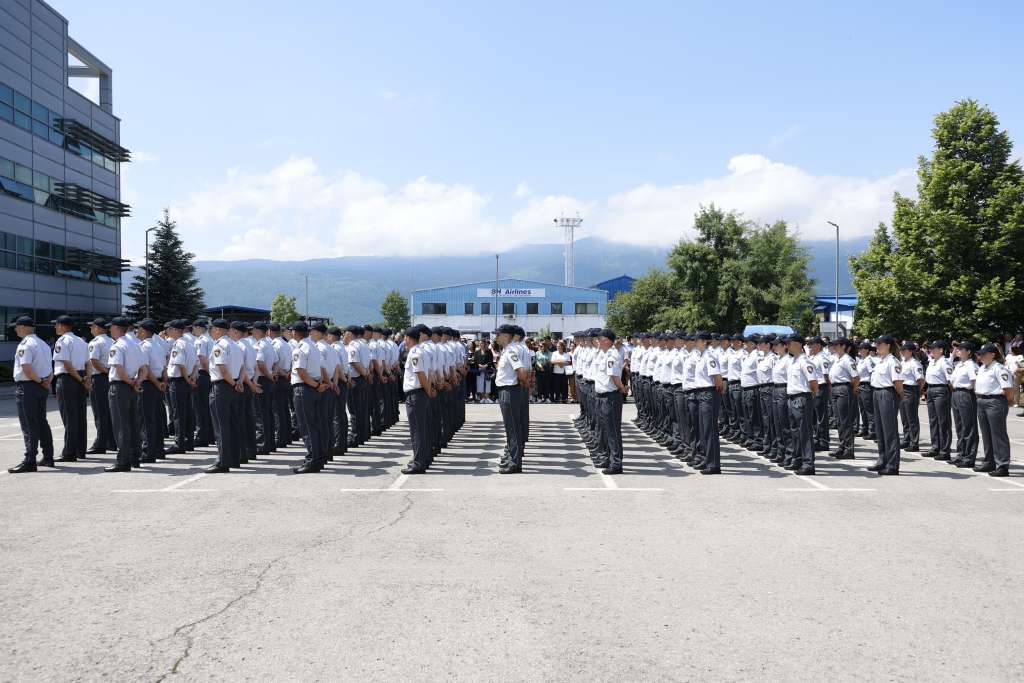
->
[480,302,491,315]
[464,302,474,314]
[502,302,515,315]
[550,302,563,314]
[526,302,539,315]
[575,302,598,315]
[421,303,446,315]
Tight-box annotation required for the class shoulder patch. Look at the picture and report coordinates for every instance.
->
[894,363,902,373]
[54,344,61,353]
[411,357,418,366]
[510,353,519,362]
[109,349,116,357]
[292,352,300,362]
[608,360,614,368]
[214,348,222,357]
[171,349,178,357]
[1002,373,1010,381]
[945,366,952,374]
[18,349,24,357]
[709,359,717,368]
[806,364,814,374]
[822,361,830,370]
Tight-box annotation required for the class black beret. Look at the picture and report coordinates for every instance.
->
[211,318,230,330]
[311,322,328,333]
[875,334,895,346]
[900,340,918,351]
[598,328,616,341]
[292,321,309,333]
[109,316,132,328]
[53,314,75,325]
[807,336,824,346]
[139,319,158,332]
[268,322,281,332]
[252,321,268,331]
[345,325,364,335]
[978,342,999,355]
[927,339,946,349]
[88,318,109,328]
[696,331,712,340]
[788,334,806,344]
[191,319,208,328]
[229,320,247,331]
[327,326,343,336]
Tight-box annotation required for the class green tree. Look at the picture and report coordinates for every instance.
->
[126,209,205,321]
[380,290,411,330]
[851,100,1024,339]
[606,268,677,335]
[270,294,300,324]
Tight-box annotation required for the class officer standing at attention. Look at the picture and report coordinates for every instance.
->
[52,315,90,462]
[739,335,762,450]
[291,321,326,473]
[827,338,858,460]
[190,320,215,448]
[85,319,116,454]
[206,319,242,473]
[973,342,1013,477]
[922,340,954,462]
[785,335,818,474]
[345,325,372,447]
[164,320,197,455]
[856,342,877,440]
[949,341,979,468]
[691,331,724,474]
[234,322,259,464]
[7,316,55,473]
[105,317,142,472]
[898,341,925,451]
[807,337,831,452]
[768,336,791,465]
[328,326,353,458]
[494,324,528,473]
[268,323,293,448]
[594,329,628,475]
[251,322,277,456]
[754,334,776,456]
[868,335,904,475]
[311,322,339,463]
[137,320,168,462]
[401,326,435,474]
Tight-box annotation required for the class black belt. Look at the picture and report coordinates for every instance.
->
[831,381,851,387]
[169,377,189,382]
[788,392,811,398]
[953,387,973,392]
[597,391,621,397]
[926,383,949,388]
[110,380,128,385]
[671,383,682,388]
[15,380,42,385]
[497,385,518,390]
[875,386,897,393]
[406,387,425,395]
[977,394,1005,399]
[773,383,787,388]
[693,386,714,392]
[728,380,740,385]
[741,384,758,389]
[199,370,210,375]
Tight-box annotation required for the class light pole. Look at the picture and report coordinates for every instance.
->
[144,226,158,319]
[494,254,500,332]
[827,221,840,333]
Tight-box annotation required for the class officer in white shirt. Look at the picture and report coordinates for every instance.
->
[251,322,277,456]
[105,317,142,472]
[190,319,215,447]
[325,326,351,458]
[682,334,704,464]
[234,322,259,464]
[311,322,339,464]
[207,318,244,472]
[755,334,777,456]
[165,320,197,454]
[725,334,745,440]
[291,321,326,473]
[401,326,435,474]
[974,342,1013,476]
[856,342,877,439]
[785,335,819,474]
[85,318,116,454]
[494,324,528,473]
[137,320,168,463]
[827,338,859,460]
[923,340,954,461]
[668,332,690,458]
[51,314,90,462]
[345,325,373,447]
[949,341,980,468]
[868,335,904,475]
[268,322,294,447]
[593,329,628,474]
[739,335,763,450]
[7,316,55,473]
[691,331,725,474]
[807,337,831,451]
[897,341,925,451]
[768,336,791,464]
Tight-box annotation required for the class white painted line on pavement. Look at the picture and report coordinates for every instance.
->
[987,477,1024,489]
[112,488,217,493]
[778,488,877,492]
[161,472,208,491]
[598,470,619,489]
[792,474,829,490]
[564,487,664,491]
[780,474,875,492]
[387,473,409,490]
[338,487,444,492]
[988,488,1024,492]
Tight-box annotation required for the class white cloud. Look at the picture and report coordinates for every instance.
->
[132,151,160,163]
[169,154,914,261]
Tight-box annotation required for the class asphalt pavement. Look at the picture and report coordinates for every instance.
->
[1,396,1023,681]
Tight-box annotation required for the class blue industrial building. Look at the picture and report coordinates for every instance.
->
[411,278,608,338]
[593,275,636,300]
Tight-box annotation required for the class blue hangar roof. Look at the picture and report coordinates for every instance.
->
[592,275,636,299]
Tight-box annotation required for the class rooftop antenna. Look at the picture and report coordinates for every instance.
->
[553,212,582,287]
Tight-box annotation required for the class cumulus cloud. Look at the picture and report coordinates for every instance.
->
[170,154,914,260]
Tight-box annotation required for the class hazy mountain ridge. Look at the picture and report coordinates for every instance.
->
[128,236,868,323]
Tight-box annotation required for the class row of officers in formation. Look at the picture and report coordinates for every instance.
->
[621,330,1015,476]
[6,315,469,475]
[7,315,1017,478]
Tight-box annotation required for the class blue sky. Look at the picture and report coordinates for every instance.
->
[58,0,1024,263]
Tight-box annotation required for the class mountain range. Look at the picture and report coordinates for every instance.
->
[132,236,871,323]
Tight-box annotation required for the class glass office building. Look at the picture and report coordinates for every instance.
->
[0,0,129,364]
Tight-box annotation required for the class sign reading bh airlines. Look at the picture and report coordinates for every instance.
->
[476,288,546,298]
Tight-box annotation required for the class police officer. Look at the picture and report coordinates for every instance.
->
[251,321,277,456]
[807,336,831,451]
[785,335,818,474]
[190,319,215,447]
[755,334,777,456]
[328,326,353,458]
[691,331,724,474]
[974,342,1013,477]
[869,335,904,475]
[769,335,791,465]
[949,341,979,468]
[52,314,89,462]
[8,316,55,473]
[137,320,167,462]
[494,324,528,473]
[206,319,243,473]
[345,325,372,447]
[402,326,434,474]
[827,338,858,460]
[898,341,925,451]
[739,334,762,450]
[268,322,293,448]
[291,321,326,473]
[85,318,116,454]
[593,329,628,474]
[922,340,953,462]
[105,317,142,472]
[311,322,339,463]
[234,322,259,464]
[165,320,197,455]
[856,342,877,440]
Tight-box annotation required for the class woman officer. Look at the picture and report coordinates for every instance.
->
[974,342,1014,477]
[856,341,876,440]
[827,338,859,459]
[922,340,953,461]
[869,335,903,475]
[949,341,979,469]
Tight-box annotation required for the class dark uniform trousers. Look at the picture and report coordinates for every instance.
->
[872,386,901,471]
[673,385,689,454]
[168,378,194,450]
[210,381,240,468]
[787,393,815,468]
[685,389,702,461]
[925,385,952,458]
[293,383,323,466]
[316,387,332,462]
[951,388,978,464]
[140,382,164,460]
[813,384,831,448]
[771,384,790,460]
[370,377,383,434]
[498,384,526,468]
[758,384,774,453]
[832,383,856,457]
[88,373,116,450]
[274,376,292,446]
[348,377,371,445]
[899,384,921,447]
[16,380,53,464]
[741,385,760,447]
[858,385,875,437]
[256,376,275,453]
[109,380,140,468]
[331,383,349,455]
[55,373,87,459]
[405,388,430,469]
[696,388,720,469]
[976,395,1010,469]
[241,386,257,463]
[194,370,214,445]
[598,390,625,469]
[727,381,742,435]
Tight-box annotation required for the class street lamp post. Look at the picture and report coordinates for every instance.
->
[144,226,158,319]
[827,221,840,333]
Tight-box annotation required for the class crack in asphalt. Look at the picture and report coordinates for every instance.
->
[152,493,415,680]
